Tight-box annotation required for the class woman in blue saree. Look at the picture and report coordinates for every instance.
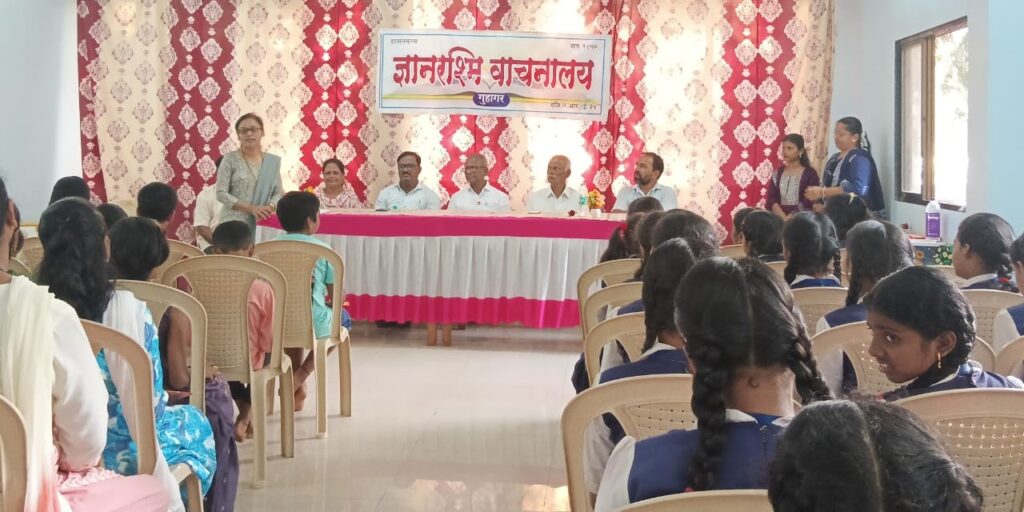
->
[216,113,284,233]
[804,117,885,216]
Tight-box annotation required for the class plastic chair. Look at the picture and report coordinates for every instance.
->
[162,255,294,488]
[117,280,208,413]
[896,389,1024,512]
[0,395,27,512]
[562,374,696,512]
[791,287,848,335]
[152,240,205,284]
[972,337,997,371]
[766,260,787,277]
[963,290,1024,348]
[584,313,647,387]
[933,265,965,285]
[16,237,43,276]
[576,259,641,336]
[581,282,643,338]
[996,336,1024,378]
[811,321,895,396]
[81,320,204,512]
[7,258,30,278]
[253,239,353,438]
[620,490,772,512]
[718,244,746,259]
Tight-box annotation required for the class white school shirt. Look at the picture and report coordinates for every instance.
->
[611,182,678,211]
[594,410,792,512]
[448,184,511,212]
[961,273,999,289]
[374,182,442,210]
[525,186,589,214]
[993,306,1024,353]
[193,185,222,251]
[790,274,842,287]
[584,342,678,495]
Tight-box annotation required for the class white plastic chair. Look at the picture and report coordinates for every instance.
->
[621,490,772,512]
[163,255,294,488]
[577,258,641,337]
[811,321,895,396]
[791,287,848,335]
[963,290,1024,348]
[583,313,647,387]
[718,244,746,259]
[15,237,43,276]
[996,336,1024,378]
[581,282,643,338]
[152,240,205,284]
[254,239,353,438]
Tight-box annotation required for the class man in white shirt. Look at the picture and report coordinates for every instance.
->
[193,183,222,252]
[448,153,511,212]
[374,151,442,210]
[610,152,678,211]
[525,155,589,215]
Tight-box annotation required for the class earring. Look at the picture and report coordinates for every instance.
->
[936,352,943,369]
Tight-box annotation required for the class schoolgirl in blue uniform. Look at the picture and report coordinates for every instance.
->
[993,234,1024,352]
[769,400,983,511]
[804,117,885,215]
[584,238,696,495]
[952,213,1019,292]
[782,212,842,289]
[741,210,785,262]
[861,266,1023,401]
[594,258,831,511]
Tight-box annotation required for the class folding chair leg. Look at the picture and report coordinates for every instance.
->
[339,340,352,417]
[279,370,295,458]
[315,342,328,438]
[251,379,268,488]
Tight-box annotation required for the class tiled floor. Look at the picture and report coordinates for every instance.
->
[235,322,579,512]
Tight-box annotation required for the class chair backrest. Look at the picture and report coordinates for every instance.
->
[963,290,1024,347]
[811,321,895,396]
[897,389,1024,512]
[7,258,30,278]
[117,280,209,413]
[16,237,43,276]
[80,320,157,476]
[152,240,205,284]
[972,337,997,371]
[997,336,1024,378]
[562,374,696,512]
[253,239,346,345]
[162,255,287,384]
[0,395,27,512]
[577,259,641,333]
[719,244,746,259]
[584,313,647,386]
[582,282,643,337]
[620,490,772,512]
[766,260,787,277]
[933,265,965,285]
[791,287,848,335]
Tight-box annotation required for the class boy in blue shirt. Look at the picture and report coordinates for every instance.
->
[275,191,351,409]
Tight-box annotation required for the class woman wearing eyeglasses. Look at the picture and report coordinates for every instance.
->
[216,113,284,232]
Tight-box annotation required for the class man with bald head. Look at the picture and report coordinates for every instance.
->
[448,153,511,211]
[525,155,589,215]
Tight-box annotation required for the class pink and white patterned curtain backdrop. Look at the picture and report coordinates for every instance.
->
[77,0,834,243]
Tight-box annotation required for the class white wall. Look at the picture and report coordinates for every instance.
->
[832,0,1024,239]
[0,1,81,222]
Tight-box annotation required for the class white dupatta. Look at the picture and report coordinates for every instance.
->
[102,290,185,512]
[0,276,61,511]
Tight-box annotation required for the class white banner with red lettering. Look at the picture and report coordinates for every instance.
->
[378,29,612,120]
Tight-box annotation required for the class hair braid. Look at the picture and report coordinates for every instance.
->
[995,252,1019,292]
[788,332,833,403]
[687,340,731,491]
[832,249,842,281]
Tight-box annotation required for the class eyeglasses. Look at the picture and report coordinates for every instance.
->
[238,127,262,135]
[398,164,418,170]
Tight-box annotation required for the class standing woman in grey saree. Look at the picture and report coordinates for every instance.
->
[216,113,284,232]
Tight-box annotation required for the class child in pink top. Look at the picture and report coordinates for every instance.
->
[212,221,275,442]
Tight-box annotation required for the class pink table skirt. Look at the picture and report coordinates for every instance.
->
[259,210,620,328]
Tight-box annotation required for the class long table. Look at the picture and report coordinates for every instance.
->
[258,209,621,329]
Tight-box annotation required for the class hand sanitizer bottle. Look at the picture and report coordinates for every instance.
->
[925,199,941,239]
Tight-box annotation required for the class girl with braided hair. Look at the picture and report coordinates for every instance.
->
[953,213,1019,292]
[782,212,842,288]
[863,266,1022,401]
[594,257,831,510]
[583,238,695,497]
[769,400,983,511]
[741,210,785,262]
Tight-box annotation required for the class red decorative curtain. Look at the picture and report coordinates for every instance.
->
[77,0,834,243]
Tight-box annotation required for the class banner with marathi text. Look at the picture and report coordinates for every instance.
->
[378,29,612,121]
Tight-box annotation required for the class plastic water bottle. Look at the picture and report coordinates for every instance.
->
[925,199,941,239]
